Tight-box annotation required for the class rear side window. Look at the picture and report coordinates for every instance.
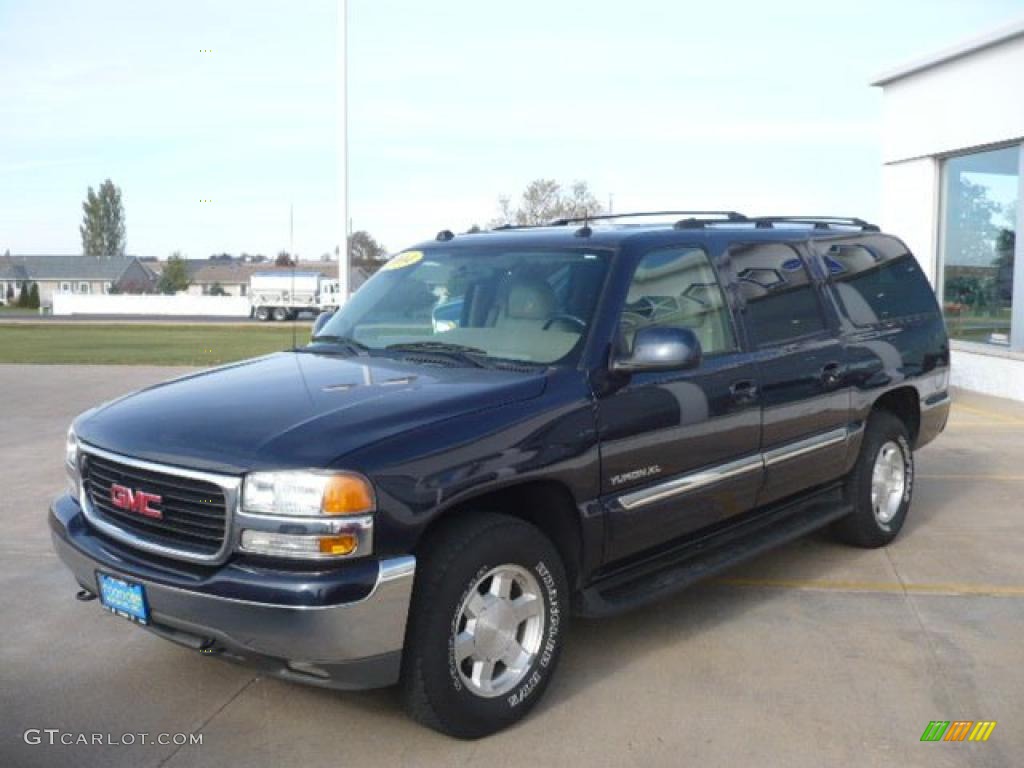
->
[818,236,937,327]
[729,243,827,346]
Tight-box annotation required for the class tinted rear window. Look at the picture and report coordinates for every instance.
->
[818,237,938,326]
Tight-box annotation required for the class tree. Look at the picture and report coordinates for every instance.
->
[156,252,190,294]
[275,250,295,267]
[80,179,126,257]
[17,283,29,307]
[28,283,40,309]
[348,230,387,263]
[492,179,604,227]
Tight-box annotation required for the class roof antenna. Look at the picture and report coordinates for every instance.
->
[575,208,592,238]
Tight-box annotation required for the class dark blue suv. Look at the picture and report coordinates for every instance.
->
[52,212,950,738]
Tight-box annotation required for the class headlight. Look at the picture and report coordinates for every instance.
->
[239,471,374,559]
[65,426,80,496]
[242,471,374,517]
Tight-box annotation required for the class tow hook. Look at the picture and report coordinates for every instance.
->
[76,589,97,602]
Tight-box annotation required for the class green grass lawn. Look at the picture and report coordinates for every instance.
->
[0,323,310,365]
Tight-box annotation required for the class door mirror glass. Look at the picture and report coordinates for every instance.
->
[312,310,335,338]
[612,326,702,373]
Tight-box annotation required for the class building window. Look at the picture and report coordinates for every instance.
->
[78,282,90,294]
[60,282,72,293]
[940,145,1020,346]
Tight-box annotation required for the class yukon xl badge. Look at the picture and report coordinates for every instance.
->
[610,465,662,487]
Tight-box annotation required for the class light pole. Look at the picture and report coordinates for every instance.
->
[337,0,350,302]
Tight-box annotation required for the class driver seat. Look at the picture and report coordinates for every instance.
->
[493,276,556,330]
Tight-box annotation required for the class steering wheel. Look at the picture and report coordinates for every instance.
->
[543,314,587,331]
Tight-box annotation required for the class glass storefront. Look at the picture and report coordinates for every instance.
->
[940,145,1020,346]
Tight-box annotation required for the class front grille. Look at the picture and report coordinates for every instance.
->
[82,453,229,557]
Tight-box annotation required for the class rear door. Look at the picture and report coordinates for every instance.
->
[726,240,851,505]
[597,244,763,563]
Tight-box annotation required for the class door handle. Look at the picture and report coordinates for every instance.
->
[820,362,842,387]
[729,379,758,403]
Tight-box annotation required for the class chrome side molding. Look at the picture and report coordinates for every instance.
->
[618,455,762,510]
[615,426,852,510]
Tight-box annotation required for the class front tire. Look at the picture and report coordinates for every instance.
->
[833,410,914,548]
[254,306,270,322]
[401,514,568,739]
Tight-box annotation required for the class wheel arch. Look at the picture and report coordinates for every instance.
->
[872,386,921,446]
[415,480,586,591]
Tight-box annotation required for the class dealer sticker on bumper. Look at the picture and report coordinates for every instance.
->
[96,572,150,625]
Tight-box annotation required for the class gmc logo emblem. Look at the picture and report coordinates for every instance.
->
[110,484,163,520]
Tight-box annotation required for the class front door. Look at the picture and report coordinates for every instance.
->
[597,245,763,564]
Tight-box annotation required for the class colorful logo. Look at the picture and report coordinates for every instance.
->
[920,721,996,742]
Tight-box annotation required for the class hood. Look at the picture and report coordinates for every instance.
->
[76,351,547,474]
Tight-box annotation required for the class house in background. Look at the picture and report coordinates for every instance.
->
[0,255,157,305]
[874,17,1024,401]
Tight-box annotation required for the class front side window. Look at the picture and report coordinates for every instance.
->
[620,246,735,356]
[316,247,610,365]
[729,242,827,346]
[940,145,1019,346]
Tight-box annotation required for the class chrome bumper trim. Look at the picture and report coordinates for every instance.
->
[52,522,415,662]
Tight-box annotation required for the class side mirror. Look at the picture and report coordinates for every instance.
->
[612,326,702,374]
[312,310,335,338]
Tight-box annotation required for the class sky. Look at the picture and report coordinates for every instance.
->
[2,0,1023,259]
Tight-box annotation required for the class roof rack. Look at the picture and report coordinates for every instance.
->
[485,211,879,234]
[549,210,747,226]
[749,216,880,232]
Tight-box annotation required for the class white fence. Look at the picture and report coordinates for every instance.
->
[52,294,251,317]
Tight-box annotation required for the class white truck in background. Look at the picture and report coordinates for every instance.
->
[249,272,340,321]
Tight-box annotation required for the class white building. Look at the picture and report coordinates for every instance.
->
[873,17,1024,401]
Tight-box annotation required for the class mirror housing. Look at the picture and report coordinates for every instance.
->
[612,326,702,374]
[312,310,335,338]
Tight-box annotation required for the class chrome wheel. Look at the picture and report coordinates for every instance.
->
[453,564,545,698]
[871,440,906,524]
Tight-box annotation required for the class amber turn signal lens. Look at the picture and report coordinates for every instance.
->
[322,474,374,515]
[318,534,358,556]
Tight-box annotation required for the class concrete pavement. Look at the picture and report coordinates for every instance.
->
[1,363,1021,767]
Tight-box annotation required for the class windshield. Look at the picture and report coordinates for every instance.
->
[314,246,611,365]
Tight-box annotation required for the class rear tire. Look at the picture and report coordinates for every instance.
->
[254,306,270,322]
[401,514,568,739]
[272,307,290,322]
[833,410,914,548]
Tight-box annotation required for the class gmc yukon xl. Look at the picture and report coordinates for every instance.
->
[51,212,950,738]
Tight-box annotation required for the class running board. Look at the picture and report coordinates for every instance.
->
[580,486,850,618]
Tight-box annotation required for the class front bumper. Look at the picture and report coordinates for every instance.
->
[49,494,416,690]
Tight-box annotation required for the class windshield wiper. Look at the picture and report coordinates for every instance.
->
[384,341,492,368]
[308,335,371,356]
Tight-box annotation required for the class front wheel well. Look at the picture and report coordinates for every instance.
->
[871,386,920,446]
[417,481,584,590]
